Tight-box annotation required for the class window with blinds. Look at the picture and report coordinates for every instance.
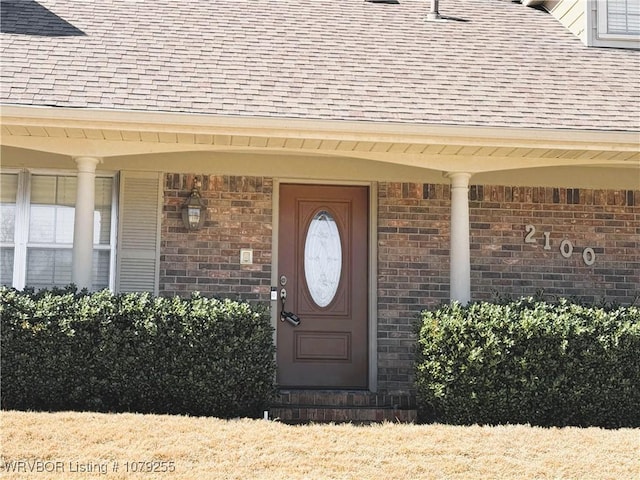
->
[0,174,18,286]
[604,0,640,35]
[0,172,116,291]
[27,175,76,289]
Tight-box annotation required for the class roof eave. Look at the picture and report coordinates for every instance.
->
[2,104,638,152]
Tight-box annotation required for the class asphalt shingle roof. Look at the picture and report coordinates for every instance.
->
[1,0,639,131]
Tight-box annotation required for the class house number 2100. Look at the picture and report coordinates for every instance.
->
[524,225,596,266]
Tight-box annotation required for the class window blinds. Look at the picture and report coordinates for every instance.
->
[606,0,640,34]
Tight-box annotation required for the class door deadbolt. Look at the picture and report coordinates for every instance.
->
[280,275,287,286]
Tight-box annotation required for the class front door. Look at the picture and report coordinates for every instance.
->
[277,184,368,388]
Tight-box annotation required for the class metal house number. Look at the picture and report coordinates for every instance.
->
[524,225,596,266]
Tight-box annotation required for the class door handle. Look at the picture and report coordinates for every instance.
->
[281,310,301,327]
[279,286,301,326]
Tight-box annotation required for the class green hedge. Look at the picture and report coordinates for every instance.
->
[416,298,640,427]
[1,287,276,418]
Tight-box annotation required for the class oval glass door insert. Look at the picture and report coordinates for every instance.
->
[304,210,342,308]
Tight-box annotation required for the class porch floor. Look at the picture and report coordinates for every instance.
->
[269,389,417,424]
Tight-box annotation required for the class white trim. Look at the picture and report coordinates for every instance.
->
[2,104,638,149]
[274,178,373,187]
[108,174,119,291]
[596,0,639,37]
[13,167,118,178]
[153,173,162,296]
[0,167,23,174]
[13,171,29,289]
[368,182,378,393]
[588,0,640,49]
[271,180,281,354]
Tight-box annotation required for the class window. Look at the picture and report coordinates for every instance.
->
[599,0,640,35]
[0,173,18,286]
[0,171,116,291]
[591,0,640,48]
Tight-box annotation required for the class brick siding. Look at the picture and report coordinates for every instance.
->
[377,182,451,395]
[160,174,272,302]
[376,182,640,394]
[160,176,639,396]
[468,185,639,303]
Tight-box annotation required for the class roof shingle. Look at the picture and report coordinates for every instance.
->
[1,0,639,131]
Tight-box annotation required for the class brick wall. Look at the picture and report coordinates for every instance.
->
[377,182,640,395]
[160,177,638,396]
[160,174,272,302]
[469,185,639,303]
[377,182,451,395]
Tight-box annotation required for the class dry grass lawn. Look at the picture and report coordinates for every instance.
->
[1,410,638,479]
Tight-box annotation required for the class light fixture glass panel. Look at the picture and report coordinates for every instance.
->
[188,206,200,229]
[304,210,342,308]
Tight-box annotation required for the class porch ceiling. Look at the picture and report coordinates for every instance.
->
[1,106,639,175]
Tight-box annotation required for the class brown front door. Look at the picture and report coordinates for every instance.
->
[277,184,368,388]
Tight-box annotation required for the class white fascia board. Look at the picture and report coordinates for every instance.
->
[1,104,639,153]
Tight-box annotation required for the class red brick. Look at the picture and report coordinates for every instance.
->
[160,174,272,301]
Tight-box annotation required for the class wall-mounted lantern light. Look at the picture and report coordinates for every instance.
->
[182,178,206,231]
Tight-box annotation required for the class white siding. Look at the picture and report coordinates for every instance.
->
[550,0,586,40]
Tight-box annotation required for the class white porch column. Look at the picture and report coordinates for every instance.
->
[446,172,472,304]
[72,156,101,290]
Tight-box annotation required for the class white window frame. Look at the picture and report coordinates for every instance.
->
[588,0,640,49]
[0,169,25,286]
[2,169,118,291]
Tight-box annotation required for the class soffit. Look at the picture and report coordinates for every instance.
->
[2,107,639,174]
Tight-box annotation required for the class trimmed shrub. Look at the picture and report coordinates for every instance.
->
[416,298,640,427]
[1,287,276,418]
